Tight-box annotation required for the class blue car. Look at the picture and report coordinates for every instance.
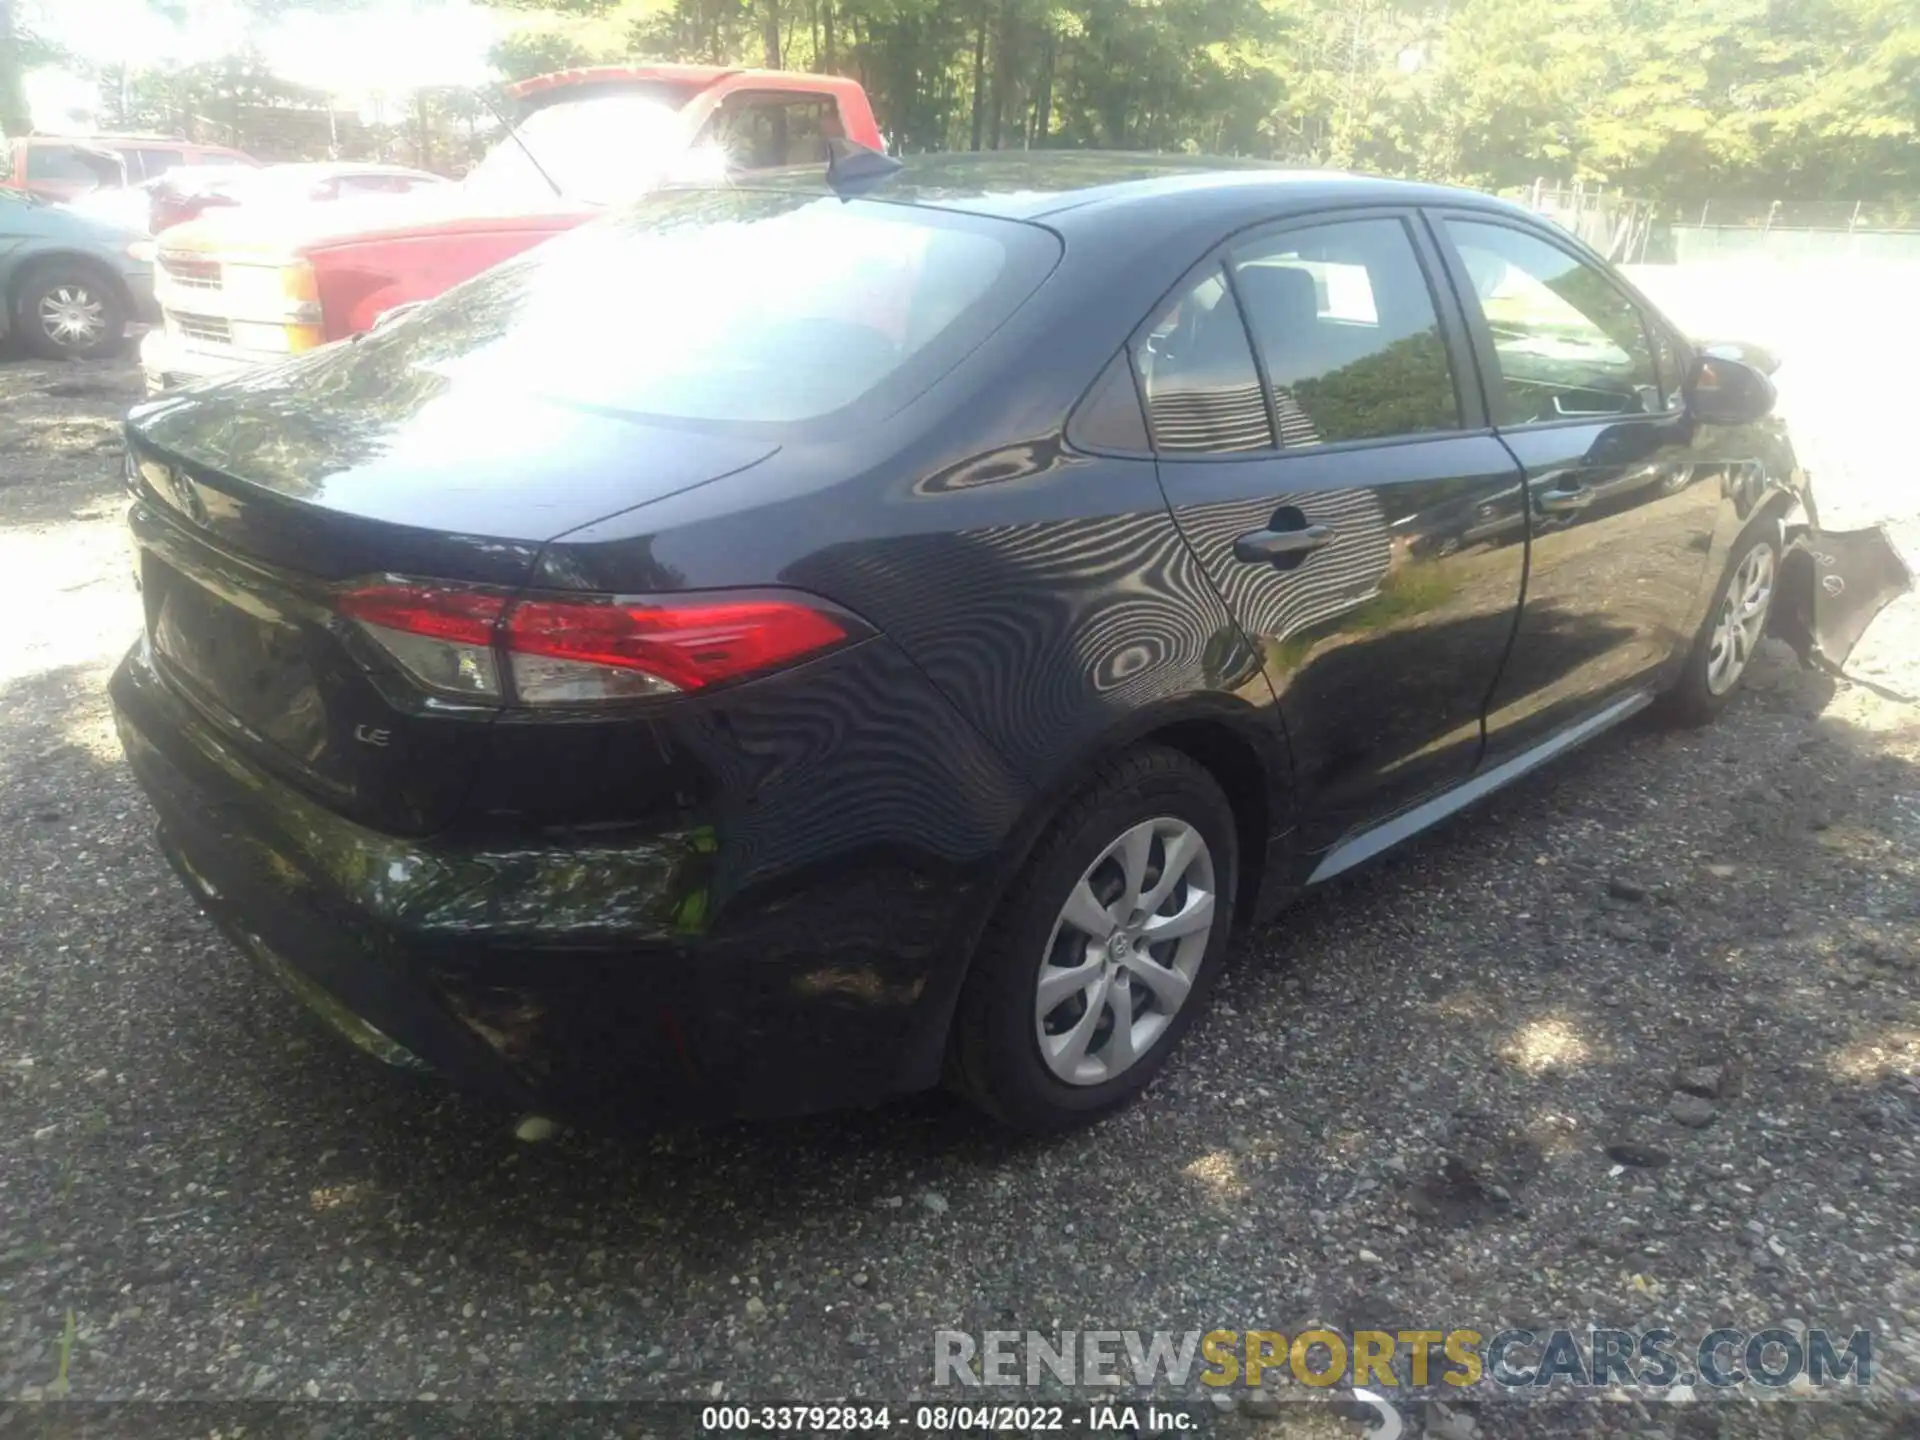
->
[0,186,157,359]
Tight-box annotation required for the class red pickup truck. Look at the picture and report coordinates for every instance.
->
[141,64,882,391]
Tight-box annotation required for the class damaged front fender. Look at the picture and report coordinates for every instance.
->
[1769,521,1913,673]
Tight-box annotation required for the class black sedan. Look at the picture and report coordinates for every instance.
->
[110,153,1904,1133]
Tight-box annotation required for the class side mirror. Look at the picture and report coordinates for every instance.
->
[1700,339,1782,377]
[1685,353,1775,426]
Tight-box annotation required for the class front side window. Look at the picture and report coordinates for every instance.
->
[1230,217,1459,447]
[1650,322,1687,410]
[1134,269,1272,454]
[1445,219,1659,426]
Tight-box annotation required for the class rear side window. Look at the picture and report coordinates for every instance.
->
[384,191,1058,428]
[1134,268,1272,453]
[706,95,846,169]
[1068,352,1151,453]
[1229,218,1460,446]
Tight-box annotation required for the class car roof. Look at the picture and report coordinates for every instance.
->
[25,132,183,144]
[28,134,243,151]
[506,63,854,103]
[746,150,1528,227]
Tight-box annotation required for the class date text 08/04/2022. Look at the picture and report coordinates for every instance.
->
[699,1405,1194,1433]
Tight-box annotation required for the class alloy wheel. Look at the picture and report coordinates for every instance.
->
[37,285,107,350]
[1034,816,1217,1086]
[1706,541,1776,696]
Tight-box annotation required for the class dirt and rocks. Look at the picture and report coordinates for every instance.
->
[0,306,1916,1440]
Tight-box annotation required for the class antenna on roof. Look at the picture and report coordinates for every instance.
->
[473,88,562,199]
[824,137,902,198]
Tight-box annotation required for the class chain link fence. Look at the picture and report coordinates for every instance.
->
[1683,199,1920,231]
[1513,188,1920,264]
[1509,181,1657,263]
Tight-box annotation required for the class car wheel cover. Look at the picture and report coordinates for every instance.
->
[1034,816,1216,1087]
[1706,541,1776,696]
[37,284,106,348]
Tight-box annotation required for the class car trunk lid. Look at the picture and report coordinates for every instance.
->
[124,340,778,835]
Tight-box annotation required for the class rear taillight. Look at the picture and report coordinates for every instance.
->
[336,581,859,705]
[503,596,852,702]
[336,583,506,698]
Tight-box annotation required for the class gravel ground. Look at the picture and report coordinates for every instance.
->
[1,270,1917,1440]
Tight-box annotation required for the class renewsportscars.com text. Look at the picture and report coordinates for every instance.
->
[934,1327,1873,1391]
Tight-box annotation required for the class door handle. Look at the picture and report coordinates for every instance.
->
[1233,523,1334,564]
[1536,485,1595,514]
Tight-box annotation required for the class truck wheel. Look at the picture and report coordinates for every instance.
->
[15,265,127,360]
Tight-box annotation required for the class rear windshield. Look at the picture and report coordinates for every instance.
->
[464,92,691,205]
[378,189,1059,427]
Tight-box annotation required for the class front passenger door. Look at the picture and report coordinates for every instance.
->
[1434,216,1718,761]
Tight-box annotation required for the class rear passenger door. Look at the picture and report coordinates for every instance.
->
[1430,214,1716,761]
[1144,211,1527,857]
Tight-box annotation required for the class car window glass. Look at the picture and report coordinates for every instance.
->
[136,149,185,181]
[1445,219,1659,426]
[1134,268,1272,454]
[379,192,1053,428]
[1230,217,1459,447]
[708,96,845,169]
[464,94,686,205]
[1069,351,1151,452]
[26,145,95,182]
[1650,323,1685,410]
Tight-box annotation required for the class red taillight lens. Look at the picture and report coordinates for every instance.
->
[337,582,507,698]
[504,597,850,694]
[336,584,506,645]
[335,581,856,705]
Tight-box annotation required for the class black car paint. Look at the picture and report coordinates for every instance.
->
[110,157,1880,1123]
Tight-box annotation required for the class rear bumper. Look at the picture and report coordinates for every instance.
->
[109,634,1025,1126]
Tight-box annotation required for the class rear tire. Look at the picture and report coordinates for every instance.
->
[1663,523,1781,727]
[15,264,128,361]
[948,746,1237,1133]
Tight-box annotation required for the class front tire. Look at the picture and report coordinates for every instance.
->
[949,746,1238,1133]
[15,265,127,360]
[1664,525,1780,727]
